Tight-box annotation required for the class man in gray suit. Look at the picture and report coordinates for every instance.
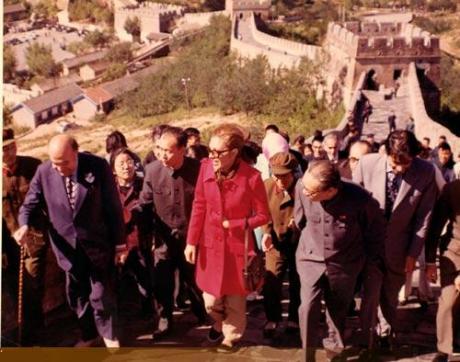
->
[295,160,386,361]
[353,130,438,349]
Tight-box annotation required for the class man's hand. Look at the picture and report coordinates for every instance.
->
[184,244,196,264]
[454,275,460,292]
[426,264,437,283]
[405,256,417,274]
[13,225,29,246]
[115,249,129,266]
[261,234,273,252]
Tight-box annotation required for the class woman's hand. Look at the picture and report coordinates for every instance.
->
[184,244,197,264]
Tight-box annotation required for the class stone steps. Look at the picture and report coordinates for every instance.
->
[361,82,413,143]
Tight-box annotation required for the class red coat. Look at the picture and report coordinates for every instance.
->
[186,159,270,297]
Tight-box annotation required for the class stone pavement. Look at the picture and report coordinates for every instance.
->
[3,271,454,362]
[361,81,412,144]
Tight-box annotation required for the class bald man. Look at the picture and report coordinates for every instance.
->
[338,141,372,180]
[15,135,125,348]
[294,160,386,361]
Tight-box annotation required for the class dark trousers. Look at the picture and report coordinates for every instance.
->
[359,261,383,347]
[66,248,117,341]
[153,242,206,324]
[297,261,358,362]
[437,251,460,354]
[263,245,300,323]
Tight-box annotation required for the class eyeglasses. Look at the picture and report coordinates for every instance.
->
[301,182,323,197]
[273,173,292,181]
[209,148,233,159]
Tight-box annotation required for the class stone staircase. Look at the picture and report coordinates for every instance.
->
[361,80,413,143]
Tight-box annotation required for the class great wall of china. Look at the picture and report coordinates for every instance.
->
[110,0,458,153]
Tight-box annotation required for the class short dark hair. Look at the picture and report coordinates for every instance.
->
[184,127,200,138]
[438,142,451,152]
[293,135,305,145]
[106,131,127,154]
[307,160,341,190]
[312,136,324,144]
[161,126,188,148]
[150,124,169,142]
[109,147,138,170]
[265,124,279,133]
[241,141,262,165]
[385,130,420,162]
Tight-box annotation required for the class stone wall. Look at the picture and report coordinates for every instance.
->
[114,3,184,42]
[249,13,320,60]
[182,11,226,27]
[407,62,460,156]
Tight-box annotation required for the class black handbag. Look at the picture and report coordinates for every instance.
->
[243,225,265,292]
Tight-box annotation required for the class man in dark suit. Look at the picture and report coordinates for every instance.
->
[139,126,206,336]
[295,160,386,361]
[426,179,460,362]
[15,135,125,347]
[353,130,438,349]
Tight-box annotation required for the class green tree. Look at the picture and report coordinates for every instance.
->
[3,103,14,126]
[67,40,91,55]
[84,30,110,49]
[102,63,127,81]
[124,16,141,42]
[25,42,62,77]
[106,42,133,63]
[34,0,59,19]
[4,44,17,82]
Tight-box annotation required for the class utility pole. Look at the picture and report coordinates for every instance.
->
[181,77,191,111]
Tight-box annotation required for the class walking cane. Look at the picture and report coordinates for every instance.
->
[17,245,25,345]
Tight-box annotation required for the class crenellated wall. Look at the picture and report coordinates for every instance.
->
[407,62,459,156]
[114,3,185,42]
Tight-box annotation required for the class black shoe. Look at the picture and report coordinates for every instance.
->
[432,353,448,362]
[378,335,393,354]
[207,327,223,343]
[216,343,238,354]
[263,322,277,339]
[358,348,381,362]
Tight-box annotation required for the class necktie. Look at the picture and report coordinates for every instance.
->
[66,177,76,210]
[385,171,399,218]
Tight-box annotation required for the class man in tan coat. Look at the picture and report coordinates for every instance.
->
[261,152,300,338]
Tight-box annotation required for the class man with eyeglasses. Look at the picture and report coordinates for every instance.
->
[353,130,438,352]
[294,160,385,361]
[139,126,207,336]
[338,141,372,180]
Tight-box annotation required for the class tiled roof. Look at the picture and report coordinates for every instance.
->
[62,50,108,69]
[84,86,113,104]
[21,83,82,114]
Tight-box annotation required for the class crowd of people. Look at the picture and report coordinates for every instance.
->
[2,121,460,362]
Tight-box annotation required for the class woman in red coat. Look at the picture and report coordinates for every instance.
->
[185,124,270,352]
